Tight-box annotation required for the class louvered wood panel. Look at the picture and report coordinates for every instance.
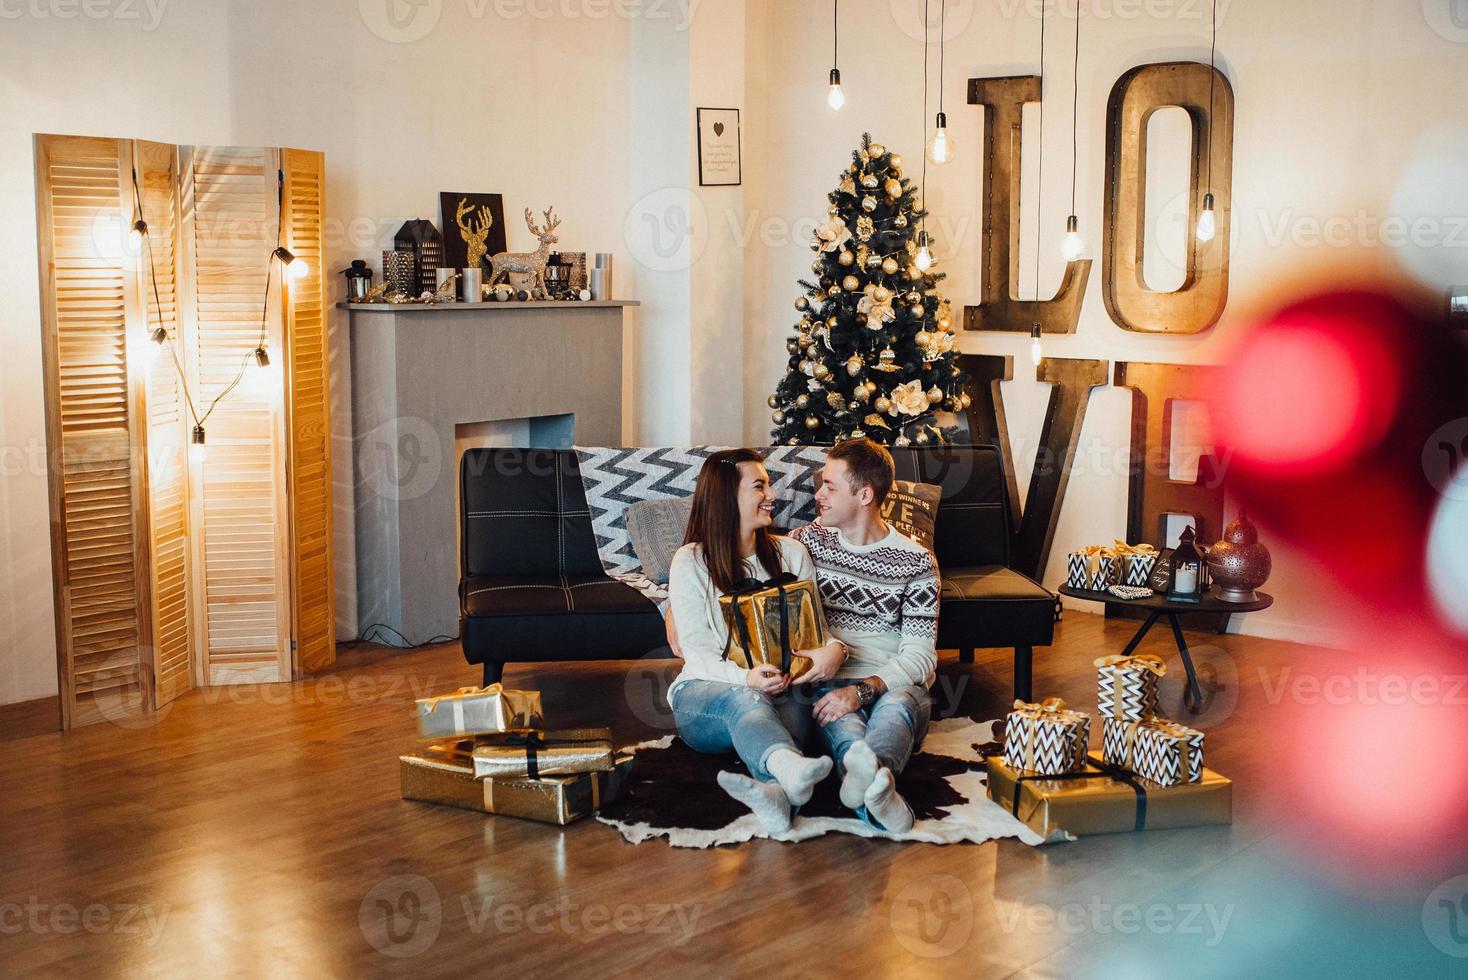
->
[280,148,335,673]
[184,146,291,684]
[135,140,195,708]
[34,134,150,728]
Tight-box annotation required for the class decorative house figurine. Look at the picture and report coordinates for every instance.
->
[1166,525,1205,603]
[393,219,445,296]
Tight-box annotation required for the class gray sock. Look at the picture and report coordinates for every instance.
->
[717,770,792,835]
[839,739,880,810]
[864,767,915,834]
[765,749,833,807]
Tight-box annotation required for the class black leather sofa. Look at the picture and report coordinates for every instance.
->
[459,446,1055,700]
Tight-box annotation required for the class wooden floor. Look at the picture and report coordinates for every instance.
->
[0,611,1453,978]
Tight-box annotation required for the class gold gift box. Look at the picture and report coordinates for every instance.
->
[471,728,615,780]
[718,577,825,680]
[415,684,543,740]
[400,748,634,825]
[986,753,1231,840]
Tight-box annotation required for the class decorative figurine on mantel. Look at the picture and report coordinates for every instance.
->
[488,207,562,300]
[455,199,496,270]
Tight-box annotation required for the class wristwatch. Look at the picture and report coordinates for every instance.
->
[855,681,877,707]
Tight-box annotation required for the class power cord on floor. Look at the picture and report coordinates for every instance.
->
[341,623,459,650]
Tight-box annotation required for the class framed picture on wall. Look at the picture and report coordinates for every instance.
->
[439,192,508,271]
[696,107,741,186]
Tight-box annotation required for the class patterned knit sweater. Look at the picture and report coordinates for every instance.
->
[789,522,939,690]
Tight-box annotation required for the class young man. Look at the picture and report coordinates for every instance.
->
[788,438,938,833]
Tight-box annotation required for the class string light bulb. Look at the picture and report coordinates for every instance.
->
[273,245,308,279]
[925,112,954,165]
[130,218,148,246]
[827,1,843,110]
[1030,323,1043,366]
[1062,214,1084,261]
[827,69,845,110]
[189,424,207,464]
[146,326,168,369]
[1196,191,1217,242]
[914,231,934,271]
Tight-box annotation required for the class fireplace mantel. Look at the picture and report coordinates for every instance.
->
[346,301,631,643]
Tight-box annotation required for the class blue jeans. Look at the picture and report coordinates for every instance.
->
[669,680,814,782]
[810,680,932,826]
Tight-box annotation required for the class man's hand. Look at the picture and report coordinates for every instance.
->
[798,641,847,683]
[746,663,791,695]
[665,611,684,659]
[813,685,863,726]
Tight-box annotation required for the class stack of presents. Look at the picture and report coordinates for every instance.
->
[986,654,1231,839]
[400,685,634,825]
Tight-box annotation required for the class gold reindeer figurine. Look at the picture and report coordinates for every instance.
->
[455,198,495,270]
[488,207,561,300]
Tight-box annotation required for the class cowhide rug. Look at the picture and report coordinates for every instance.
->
[596,718,1047,848]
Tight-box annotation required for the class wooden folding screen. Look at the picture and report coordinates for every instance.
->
[34,134,333,727]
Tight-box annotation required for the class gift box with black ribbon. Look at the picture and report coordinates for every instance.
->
[1002,698,1091,775]
[1102,715,1206,786]
[1095,653,1165,723]
[985,753,1231,840]
[400,744,634,825]
[718,574,825,680]
[471,728,615,780]
[415,684,543,741]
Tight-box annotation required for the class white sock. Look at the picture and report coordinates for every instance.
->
[863,767,914,834]
[839,740,881,810]
[716,771,792,835]
[765,749,833,806]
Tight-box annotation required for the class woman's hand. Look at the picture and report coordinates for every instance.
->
[746,663,791,695]
[798,641,847,684]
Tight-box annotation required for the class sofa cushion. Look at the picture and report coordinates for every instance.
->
[889,447,1010,568]
[461,449,605,579]
[625,497,692,585]
[880,480,941,550]
[462,574,657,618]
[937,564,1056,648]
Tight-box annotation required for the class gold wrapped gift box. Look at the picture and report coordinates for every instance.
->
[400,748,634,825]
[718,577,825,680]
[415,684,544,740]
[986,753,1231,840]
[471,728,615,780]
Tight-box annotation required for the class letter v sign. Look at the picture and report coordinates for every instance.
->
[957,353,1108,579]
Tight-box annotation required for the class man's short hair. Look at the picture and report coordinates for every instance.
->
[826,437,896,508]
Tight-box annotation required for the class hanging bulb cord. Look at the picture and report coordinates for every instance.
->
[938,0,946,117]
[1070,0,1079,217]
[920,0,930,238]
[1034,0,1046,300]
[133,168,202,428]
[832,0,838,69]
[1205,0,1216,194]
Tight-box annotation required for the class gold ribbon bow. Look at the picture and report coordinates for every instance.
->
[1011,698,1080,772]
[1116,717,1198,782]
[420,684,503,712]
[1093,654,1167,675]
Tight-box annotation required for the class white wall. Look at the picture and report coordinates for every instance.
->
[744,0,1468,647]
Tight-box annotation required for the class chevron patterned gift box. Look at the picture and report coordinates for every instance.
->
[1116,543,1160,587]
[1065,551,1090,589]
[1094,653,1165,722]
[1102,716,1205,786]
[1003,698,1092,775]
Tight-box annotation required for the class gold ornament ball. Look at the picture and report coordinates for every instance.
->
[889,153,903,170]
[927,386,943,404]
[867,254,883,268]
[788,436,799,445]
[772,409,785,424]
[907,265,922,280]
[960,391,972,408]
[798,359,811,374]
[795,394,810,409]
[894,435,911,447]
[842,275,860,291]
[827,316,839,328]
[909,304,925,318]
[794,297,809,311]
[853,386,871,402]
[907,291,922,302]
[873,286,890,302]
[827,285,841,298]
[938,316,951,330]
[914,430,930,445]
[915,330,932,347]
[874,396,892,414]
[797,333,813,349]
[804,415,821,431]
[838,250,855,266]
[885,178,902,198]
[861,196,878,213]
[912,195,923,211]
[767,394,780,409]
[786,339,799,353]
[882,257,899,275]
[813,362,831,380]
[809,240,820,251]
[869,142,886,156]
[828,203,841,215]
[894,213,908,228]
[846,355,863,376]
[862,174,879,189]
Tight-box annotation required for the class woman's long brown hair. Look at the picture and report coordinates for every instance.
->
[683,449,785,595]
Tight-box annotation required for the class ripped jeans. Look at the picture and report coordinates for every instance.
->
[811,680,932,826]
[669,679,815,782]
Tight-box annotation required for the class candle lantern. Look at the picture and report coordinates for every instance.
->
[1166,525,1205,603]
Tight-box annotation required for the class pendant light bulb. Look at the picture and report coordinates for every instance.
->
[1061,214,1084,261]
[189,424,207,464]
[145,326,167,369]
[914,231,934,271]
[273,245,309,279]
[925,112,954,166]
[1196,192,1217,242]
[130,218,148,246]
[827,68,845,110]
[1030,324,1043,366]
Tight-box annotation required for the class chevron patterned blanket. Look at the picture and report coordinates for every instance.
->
[572,446,829,611]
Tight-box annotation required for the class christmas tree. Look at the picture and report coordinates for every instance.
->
[768,133,969,447]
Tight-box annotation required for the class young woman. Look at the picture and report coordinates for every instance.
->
[666,448,849,834]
